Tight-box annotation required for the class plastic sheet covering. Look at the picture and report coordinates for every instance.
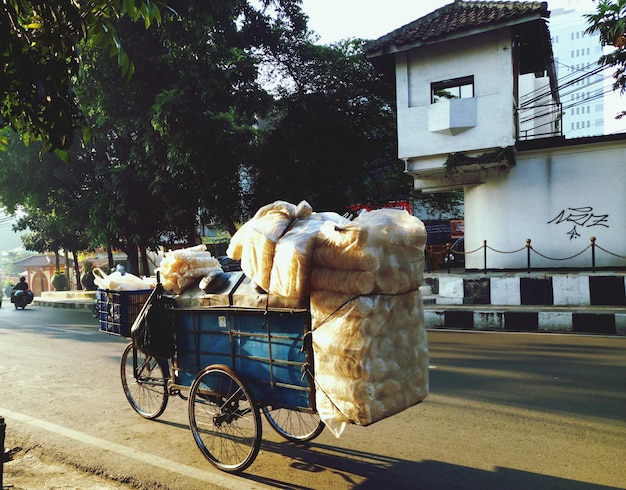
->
[310,208,428,437]
[226,201,298,291]
[269,211,349,300]
[312,289,428,438]
[93,268,154,291]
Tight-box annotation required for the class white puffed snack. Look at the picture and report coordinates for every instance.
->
[158,245,221,294]
[312,289,429,437]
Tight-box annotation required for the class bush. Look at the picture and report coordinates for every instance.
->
[52,273,68,291]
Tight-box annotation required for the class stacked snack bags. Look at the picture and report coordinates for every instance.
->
[310,209,428,437]
[158,244,222,294]
[227,201,429,438]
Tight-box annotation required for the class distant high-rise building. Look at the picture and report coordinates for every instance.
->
[550,5,605,138]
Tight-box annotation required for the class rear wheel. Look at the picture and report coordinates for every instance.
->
[263,407,324,442]
[188,364,261,473]
[120,342,169,419]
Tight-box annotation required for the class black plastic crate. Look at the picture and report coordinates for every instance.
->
[98,289,152,337]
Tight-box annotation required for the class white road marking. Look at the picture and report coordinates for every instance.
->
[46,327,93,336]
[0,406,274,489]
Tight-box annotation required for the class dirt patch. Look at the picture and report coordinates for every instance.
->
[3,444,135,490]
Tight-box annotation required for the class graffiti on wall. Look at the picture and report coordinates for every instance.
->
[548,206,609,239]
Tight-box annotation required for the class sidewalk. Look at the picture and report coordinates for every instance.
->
[32,290,96,311]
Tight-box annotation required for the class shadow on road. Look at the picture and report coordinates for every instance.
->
[243,439,621,490]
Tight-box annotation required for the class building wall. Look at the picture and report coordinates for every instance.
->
[396,28,516,161]
[464,140,626,269]
[550,6,605,138]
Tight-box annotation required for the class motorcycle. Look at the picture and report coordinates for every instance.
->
[11,289,34,309]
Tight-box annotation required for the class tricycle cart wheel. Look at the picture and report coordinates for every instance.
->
[120,342,169,419]
[188,364,261,473]
[262,408,324,442]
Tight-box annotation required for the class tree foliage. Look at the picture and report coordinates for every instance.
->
[68,1,308,273]
[252,38,411,213]
[0,0,164,156]
[585,0,626,95]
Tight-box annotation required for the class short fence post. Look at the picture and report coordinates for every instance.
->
[1,416,5,489]
[590,236,596,273]
[483,240,487,274]
[526,239,531,273]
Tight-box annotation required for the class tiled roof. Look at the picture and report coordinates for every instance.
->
[13,254,65,267]
[366,1,549,56]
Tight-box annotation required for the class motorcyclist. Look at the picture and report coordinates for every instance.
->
[13,276,29,292]
[11,276,33,308]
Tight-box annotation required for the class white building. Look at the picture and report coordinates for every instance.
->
[366,0,626,270]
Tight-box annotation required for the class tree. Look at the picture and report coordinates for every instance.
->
[70,1,308,271]
[1,1,310,275]
[0,130,93,285]
[0,0,164,156]
[585,0,626,116]
[251,38,411,214]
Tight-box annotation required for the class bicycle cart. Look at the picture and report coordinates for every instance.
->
[102,272,324,473]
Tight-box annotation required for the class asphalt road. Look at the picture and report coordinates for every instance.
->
[1,304,625,489]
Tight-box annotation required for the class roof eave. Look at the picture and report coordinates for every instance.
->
[366,12,546,59]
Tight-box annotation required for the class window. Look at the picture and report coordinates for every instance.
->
[431,76,474,103]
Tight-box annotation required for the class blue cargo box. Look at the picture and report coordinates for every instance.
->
[173,307,314,411]
[98,289,152,337]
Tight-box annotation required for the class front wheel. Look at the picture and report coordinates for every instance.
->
[188,364,261,473]
[262,407,324,442]
[120,342,169,419]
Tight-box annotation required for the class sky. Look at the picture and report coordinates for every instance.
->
[301,0,597,45]
[0,211,23,252]
[300,0,447,44]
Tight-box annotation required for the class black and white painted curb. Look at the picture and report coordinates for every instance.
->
[423,273,626,335]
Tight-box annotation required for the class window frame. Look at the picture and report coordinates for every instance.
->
[431,75,474,104]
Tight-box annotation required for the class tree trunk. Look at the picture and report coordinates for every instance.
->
[54,250,60,273]
[64,250,72,289]
[125,245,139,275]
[221,214,237,236]
[107,244,114,271]
[73,253,82,290]
[139,243,150,276]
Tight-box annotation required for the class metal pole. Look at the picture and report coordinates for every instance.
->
[526,239,531,273]
[1,416,5,489]
[590,236,596,273]
[483,240,487,274]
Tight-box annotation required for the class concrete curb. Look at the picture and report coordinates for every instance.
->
[33,299,94,310]
[423,303,626,335]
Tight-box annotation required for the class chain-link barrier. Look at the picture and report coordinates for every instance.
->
[425,237,625,273]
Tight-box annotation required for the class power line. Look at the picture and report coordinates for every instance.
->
[517,57,622,134]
